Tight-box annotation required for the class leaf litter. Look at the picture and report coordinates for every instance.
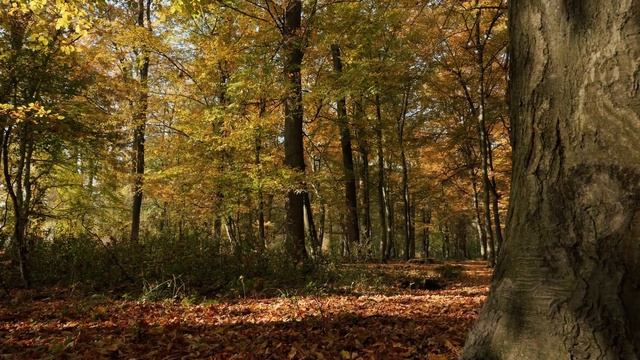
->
[0,261,490,359]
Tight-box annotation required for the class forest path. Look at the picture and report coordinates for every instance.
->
[0,261,490,359]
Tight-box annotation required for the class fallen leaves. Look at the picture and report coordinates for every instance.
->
[0,261,490,359]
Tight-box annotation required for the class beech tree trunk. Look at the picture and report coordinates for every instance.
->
[463,1,640,358]
[331,44,360,256]
[375,95,389,262]
[409,200,416,258]
[386,193,396,258]
[398,88,411,261]
[1,18,32,287]
[282,0,308,264]
[474,7,496,266]
[130,0,151,245]
[440,224,450,259]
[471,167,488,259]
[256,101,266,251]
[421,208,430,260]
[355,99,372,252]
[3,125,33,287]
[487,138,504,253]
[303,192,320,257]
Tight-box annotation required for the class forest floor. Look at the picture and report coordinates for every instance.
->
[0,261,491,359]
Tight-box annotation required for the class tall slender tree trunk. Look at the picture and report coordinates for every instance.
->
[398,88,411,261]
[2,20,32,287]
[282,0,308,264]
[331,44,360,257]
[310,161,326,254]
[256,101,266,251]
[375,95,388,262]
[130,0,151,245]
[3,125,33,287]
[355,99,372,252]
[487,137,504,253]
[421,208,430,260]
[386,192,396,259]
[471,167,488,258]
[400,151,412,259]
[440,224,450,260]
[474,6,496,266]
[213,217,222,254]
[409,199,416,258]
[463,1,640,358]
[303,192,320,257]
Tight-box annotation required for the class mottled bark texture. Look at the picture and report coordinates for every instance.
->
[462,1,640,359]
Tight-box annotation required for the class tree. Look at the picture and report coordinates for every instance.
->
[331,44,360,258]
[463,1,640,358]
[130,0,152,245]
[0,0,95,287]
[282,0,308,265]
[435,0,508,265]
[397,84,411,261]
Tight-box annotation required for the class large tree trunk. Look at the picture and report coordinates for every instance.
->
[130,0,151,245]
[463,1,640,358]
[331,44,360,257]
[282,0,308,264]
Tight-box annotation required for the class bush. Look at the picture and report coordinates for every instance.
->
[22,232,336,299]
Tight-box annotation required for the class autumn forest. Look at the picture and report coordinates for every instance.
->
[1,0,639,359]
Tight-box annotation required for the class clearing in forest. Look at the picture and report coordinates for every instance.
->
[0,261,490,359]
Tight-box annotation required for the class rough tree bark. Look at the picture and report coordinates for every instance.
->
[462,1,640,358]
[331,44,360,256]
[282,0,308,264]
